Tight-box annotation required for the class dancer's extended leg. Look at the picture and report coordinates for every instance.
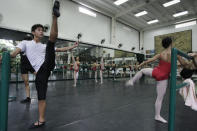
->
[126,68,153,86]
[95,71,97,83]
[100,70,103,84]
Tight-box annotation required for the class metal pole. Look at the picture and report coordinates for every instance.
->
[168,48,177,131]
[16,63,18,91]
[63,66,64,79]
[0,52,10,131]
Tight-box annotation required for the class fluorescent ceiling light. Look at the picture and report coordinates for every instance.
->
[114,0,129,6]
[147,19,159,24]
[79,7,96,17]
[175,18,197,24]
[173,11,188,17]
[163,0,180,7]
[77,2,98,12]
[175,20,196,28]
[135,11,148,17]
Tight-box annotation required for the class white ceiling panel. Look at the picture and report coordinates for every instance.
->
[71,0,197,31]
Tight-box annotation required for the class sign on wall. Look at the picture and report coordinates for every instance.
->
[154,30,192,54]
[115,50,135,58]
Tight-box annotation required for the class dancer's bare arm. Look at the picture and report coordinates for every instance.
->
[137,54,160,69]
[56,42,78,52]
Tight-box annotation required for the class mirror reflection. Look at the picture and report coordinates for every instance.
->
[0,28,142,82]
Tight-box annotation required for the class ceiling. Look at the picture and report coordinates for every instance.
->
[71,0,197,31]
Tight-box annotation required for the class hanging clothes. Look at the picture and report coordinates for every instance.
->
[179,78,197,111]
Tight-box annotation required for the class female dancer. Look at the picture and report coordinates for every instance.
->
[126,37,172,123]
[72,53,80,87]
[92,60,98,83]
[112,61,116,80]
[69,63,74,79]
[99,57,104,84]
[129,64,133,78]
[122,63,127,77]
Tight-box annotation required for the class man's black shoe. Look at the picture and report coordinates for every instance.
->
[20,97,31,103]
[53,1,60,17]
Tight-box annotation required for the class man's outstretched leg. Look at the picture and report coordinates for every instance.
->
[37,0,59,125]
[29,1,60,129]
[50,14,58,42]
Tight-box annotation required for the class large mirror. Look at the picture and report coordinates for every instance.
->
[0,28,142,82]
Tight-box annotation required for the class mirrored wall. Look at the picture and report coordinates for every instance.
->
[0,28,142,82]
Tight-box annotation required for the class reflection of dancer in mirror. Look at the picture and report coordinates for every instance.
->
[92,60,98,83]
[71,50,80,87]
[105,63,110,77]
[122,63,127,78]
[112,61,116,80]
[126,37,173,123]
[70,63,74,79]
[69,63,74,78]
[129,64,133,78]
[99,57,104,84]
[88,62,92,78]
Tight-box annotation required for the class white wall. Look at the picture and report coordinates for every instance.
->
[0,0,52,35]
[103,48,115,58]
[59,0,111,45]
[115,22,139,52]
[0,0,140,52]
[143,24,197,51]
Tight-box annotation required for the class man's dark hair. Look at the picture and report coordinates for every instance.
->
[162,37,172,49]
[31,24,44,32]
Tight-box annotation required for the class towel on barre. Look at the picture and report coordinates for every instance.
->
[179,78,197,111]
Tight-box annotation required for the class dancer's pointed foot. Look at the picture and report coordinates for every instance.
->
[191,104,197,111]
[155,116,167,123]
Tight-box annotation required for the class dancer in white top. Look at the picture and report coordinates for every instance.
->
[0,1,78,129]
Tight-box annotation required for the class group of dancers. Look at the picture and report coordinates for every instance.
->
[66,60,135,81]
[1,0,197,129]
[59,57,134,85]
[67,55,105,86]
